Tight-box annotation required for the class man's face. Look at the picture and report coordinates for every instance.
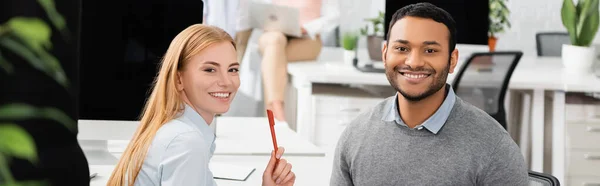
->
[382,16,458,102]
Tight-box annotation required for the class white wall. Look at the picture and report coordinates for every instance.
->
[497,0,566,56]
[341,0,600,56]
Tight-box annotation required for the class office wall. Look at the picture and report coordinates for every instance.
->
[341,0,600,57]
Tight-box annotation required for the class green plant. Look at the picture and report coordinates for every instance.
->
[561,0,600,46]
[360,11,385,37]
[489,0,511,38]
[0,0,76,185]
[341,32,358,50]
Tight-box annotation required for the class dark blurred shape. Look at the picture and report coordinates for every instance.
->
[79,0,204,120]
[384,0,490,45]
[0,0,89,185]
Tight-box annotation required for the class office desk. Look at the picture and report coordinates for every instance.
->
[83,117,328,185]
[95,117,325,156]
[89,155,331,186]
[214,117,325,156]
[288,50,600,183]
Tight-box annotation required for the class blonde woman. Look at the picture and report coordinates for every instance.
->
[107,24,295,186]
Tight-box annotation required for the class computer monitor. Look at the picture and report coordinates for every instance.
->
[78,0,203,165]
[79,0,204,121]
[384,0,489,45]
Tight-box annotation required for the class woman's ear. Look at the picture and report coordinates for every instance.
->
[176,71,184,91]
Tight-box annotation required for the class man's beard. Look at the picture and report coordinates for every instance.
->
[386,62,450,102]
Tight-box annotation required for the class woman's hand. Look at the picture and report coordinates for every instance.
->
[262,147,295,186]
[301,27,307,35]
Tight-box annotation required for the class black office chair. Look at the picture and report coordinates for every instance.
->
[536,32,570,57]
[528,171,560,186]
[452,52,523,129]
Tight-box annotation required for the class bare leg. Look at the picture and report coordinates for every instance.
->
[259,31,288,121]
[259,32,323,122]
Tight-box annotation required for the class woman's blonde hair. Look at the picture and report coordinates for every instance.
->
[107,24,235,186]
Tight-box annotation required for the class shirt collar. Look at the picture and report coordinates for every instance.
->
[382,84,456,134]
[181,104,216,144]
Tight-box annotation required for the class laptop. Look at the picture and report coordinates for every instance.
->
[249,2,302,37]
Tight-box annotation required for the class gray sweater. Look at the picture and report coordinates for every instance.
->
[330,96,528,186]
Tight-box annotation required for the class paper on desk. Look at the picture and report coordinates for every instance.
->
[210,162,256,181]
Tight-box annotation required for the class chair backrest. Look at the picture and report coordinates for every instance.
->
[452,52,523,115]
[536,32,570,57]
[528,171,560,186]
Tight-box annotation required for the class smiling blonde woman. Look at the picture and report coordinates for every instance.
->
[107,24,295,186]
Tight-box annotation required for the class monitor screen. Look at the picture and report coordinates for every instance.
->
[384,0,489,45]
[79,0,204,120]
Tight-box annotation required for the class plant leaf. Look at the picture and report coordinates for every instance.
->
[341,32,358,50]
[6,17,52,52]
[0,104,76,133]
[37,0,66,31]
[0,36,68,88]
[578,0,600,46]
[0,153,15,184]
[0,51,14,74]
[0,124,37,163]
[0,25,7,37]
[576,0,593,39]
[562,0,579,45]
[0,180,48,186]
[576,0,585,14]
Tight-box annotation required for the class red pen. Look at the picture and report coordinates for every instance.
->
[267,110,279,159]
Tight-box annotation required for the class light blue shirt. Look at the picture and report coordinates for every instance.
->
[134,104,217,186]
[382,84,456,134]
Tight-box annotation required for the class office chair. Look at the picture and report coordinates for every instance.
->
[536,32,570,57]
[528,171,560,186]
[452,52,523,129]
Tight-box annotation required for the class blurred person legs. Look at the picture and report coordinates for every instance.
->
[258,31,322,122]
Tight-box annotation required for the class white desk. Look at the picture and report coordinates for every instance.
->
[86,117,326,157]
[214,117,325,156]
[89,155,331,186]
[83,117,328,186]
[287,48,600,184]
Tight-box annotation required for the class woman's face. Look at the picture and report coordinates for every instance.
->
[177,41,240,121]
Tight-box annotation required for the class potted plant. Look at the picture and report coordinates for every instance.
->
[1,0,84,185]
[561,0,599,74]
[360,11,385,61]
[488,0,511,52]
[341,31,358,65]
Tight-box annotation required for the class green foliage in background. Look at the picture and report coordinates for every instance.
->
[341,32,358,50]
[0,0,76,185]
[561,0,600,46]
[489,0,511,37]
[360,11,385,37]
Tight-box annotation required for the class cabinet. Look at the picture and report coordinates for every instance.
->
[311,84,392,149]
[565,94,600,186]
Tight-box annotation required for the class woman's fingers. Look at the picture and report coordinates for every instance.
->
[280,171,295,185]
[271,158,288,181]
[276,163,293,184]
[275,146,285,159]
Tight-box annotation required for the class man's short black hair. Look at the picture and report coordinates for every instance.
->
[386,2,457,54]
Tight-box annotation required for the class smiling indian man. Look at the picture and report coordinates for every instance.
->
[330,2,528,186]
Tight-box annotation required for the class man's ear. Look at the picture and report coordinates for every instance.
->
[449,49,459,73]
[382,42,388,66]
[176,72,184,91]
